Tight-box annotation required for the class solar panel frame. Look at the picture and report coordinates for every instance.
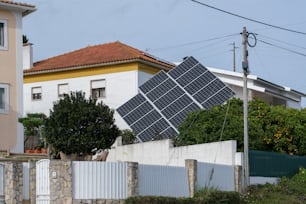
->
[117,56,235,142]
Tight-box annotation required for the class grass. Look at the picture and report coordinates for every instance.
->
[243,167,306,204]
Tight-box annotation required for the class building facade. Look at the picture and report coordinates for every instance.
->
[23,41,175,129]
[0,0,35,153]
[208,67,305,109]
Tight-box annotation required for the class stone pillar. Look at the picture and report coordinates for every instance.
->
[234,165,243,193]
[29,161,36,204]
[127,162,138,197]
[50,160,73,204]
[5,162,23,204]
[185,159,197,197]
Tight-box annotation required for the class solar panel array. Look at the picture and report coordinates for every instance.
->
[117,56,235,142]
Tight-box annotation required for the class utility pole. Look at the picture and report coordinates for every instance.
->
[242,27,249,190]
[230,42,238,72]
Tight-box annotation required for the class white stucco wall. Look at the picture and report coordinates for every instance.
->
[107,138,237,166]
[23,70,154,130]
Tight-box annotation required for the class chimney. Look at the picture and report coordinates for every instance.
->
[23,43,33,70]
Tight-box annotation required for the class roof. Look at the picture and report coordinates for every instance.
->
[0,0,36,16]
[208,67,306,100]
[24,41,175,75]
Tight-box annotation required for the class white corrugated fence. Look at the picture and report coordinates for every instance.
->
[72,161,128,199]
[0,163,4,204]
[138,164,189,197]
[197,162,235,191]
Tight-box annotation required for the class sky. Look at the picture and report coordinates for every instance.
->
[22,0,306,107]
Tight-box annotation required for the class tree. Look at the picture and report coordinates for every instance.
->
[177,98,306,155]
[120,129,137,145]
[19,113,46,149]
[44,91,120,155]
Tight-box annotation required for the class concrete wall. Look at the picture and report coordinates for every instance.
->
[108,138,237,166]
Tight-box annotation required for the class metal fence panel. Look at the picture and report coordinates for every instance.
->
[73,161,128,199]
[23,162,30,200]
[0,163,4,204]
[250,150,306,177]
[197,162,235,191]
[138,164,189,197]
[36,159,50,204]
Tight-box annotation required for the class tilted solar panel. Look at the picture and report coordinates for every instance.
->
[117,56,235,142]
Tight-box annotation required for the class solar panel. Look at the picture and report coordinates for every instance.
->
[117,56,235,142]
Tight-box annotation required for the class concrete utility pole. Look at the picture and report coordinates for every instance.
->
[242,27,249,190]
[230,42,238,72]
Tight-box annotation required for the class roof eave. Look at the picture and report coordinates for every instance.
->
[24,58,174,76]
[0,2,36,16]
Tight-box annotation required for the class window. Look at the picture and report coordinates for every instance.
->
[91,79,106,99]
[58,83,69,98]
[32,87,42,100]
[0,83,9,114]
[0,20,8,50]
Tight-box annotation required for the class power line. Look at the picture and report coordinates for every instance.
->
[191,0,306,36]
[258,39,306,57]
[147,33,238,51]
[258,34,306,50]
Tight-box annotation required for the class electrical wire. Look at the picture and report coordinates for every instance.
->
[147,33,239,51]
[191,0,306,36]
[258,39,306,57]
[258,34,306,50]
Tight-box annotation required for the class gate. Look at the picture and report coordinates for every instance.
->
[0,163,4,203]
[36,159,50,203]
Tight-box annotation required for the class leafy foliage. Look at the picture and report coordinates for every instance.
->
[120,129,137,145]
[243,167,306,203]
[44,91,120,155]
[177,98,306,155]
[19,113,46,148]
[19,113,46,137]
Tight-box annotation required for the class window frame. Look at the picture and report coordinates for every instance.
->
[31,86,42,101]
[91,79,106,99]
[0,19,8,50]
[58,83,69,98]
[0,83,9,114]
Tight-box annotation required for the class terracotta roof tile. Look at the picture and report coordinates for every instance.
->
[0,0,35,8]
[25,41,175,74]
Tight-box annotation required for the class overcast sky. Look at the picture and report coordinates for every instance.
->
[23,0,306,107]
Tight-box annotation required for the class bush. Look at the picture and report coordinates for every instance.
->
[44,91,120,155]
[125,196,196,204]
[124,189,243,204]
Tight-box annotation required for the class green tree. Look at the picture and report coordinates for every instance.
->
[44,91,120,155]
[177,98,306,155]
[120,129,137,145]
[19,113,46,149]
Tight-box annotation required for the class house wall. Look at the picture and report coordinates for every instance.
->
[0,9,24,152]
[24,65,155,130]
[210,68,303,109]
[107,138,237,166]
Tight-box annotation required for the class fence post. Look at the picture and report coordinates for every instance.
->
[185,159,197,197]
[5,162,23,204]
[127,162,138,197]
[29,161,36,204]
[50,160,73,204]
[234,165,243,193]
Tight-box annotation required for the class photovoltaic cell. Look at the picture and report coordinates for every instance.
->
[176,64,208,87]
[139,71,168,94]
[117,56,235,142]
[116,93,146,116]
[146,78,176,102]
[168,57,198,79]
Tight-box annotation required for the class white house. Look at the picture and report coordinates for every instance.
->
[208,67,305,109]
[23,41,175,129]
